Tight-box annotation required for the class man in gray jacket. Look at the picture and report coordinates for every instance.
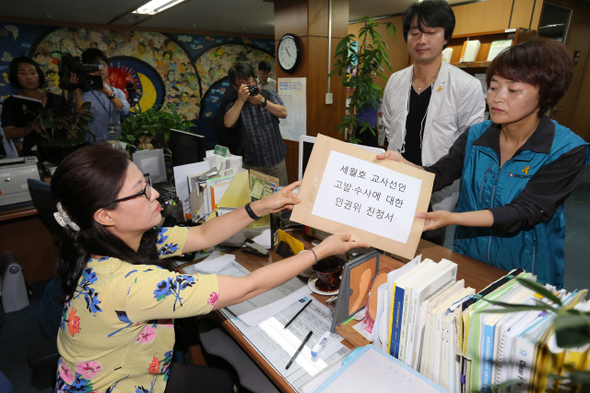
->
[382,0,485,245]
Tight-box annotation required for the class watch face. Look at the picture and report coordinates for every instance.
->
[278,35,300,72]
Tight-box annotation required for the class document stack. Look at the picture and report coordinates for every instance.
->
[381,258,590,393]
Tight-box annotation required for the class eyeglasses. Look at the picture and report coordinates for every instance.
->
[113,174,152,203]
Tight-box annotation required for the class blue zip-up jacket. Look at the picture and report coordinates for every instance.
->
[443,118,590,288]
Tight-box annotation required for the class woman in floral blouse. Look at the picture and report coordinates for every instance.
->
[50,145,366,393]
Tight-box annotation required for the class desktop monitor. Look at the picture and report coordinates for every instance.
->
[169,129,207,167]
[298,135,385,180]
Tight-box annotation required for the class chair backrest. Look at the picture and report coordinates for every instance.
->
[27,178,62,239]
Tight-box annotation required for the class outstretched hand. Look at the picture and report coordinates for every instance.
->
[315,233,370,259]
[376,150,407,164]
[417,210,455,232]
[260,181,302,214]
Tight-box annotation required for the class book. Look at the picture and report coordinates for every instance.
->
[486,39,512,61]
[396,259,437,362]
[389,259,434,359]
[419,280,467,377]
[460,40,481,62]
[442,47,453,63]
[386,255,421,355]
[405,258,458,369]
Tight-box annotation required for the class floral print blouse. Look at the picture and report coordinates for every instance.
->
[55,226,219,393]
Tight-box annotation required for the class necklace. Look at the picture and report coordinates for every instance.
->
[412,70,439,95]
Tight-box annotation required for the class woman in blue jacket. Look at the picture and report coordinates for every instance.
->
[378,37,590,288]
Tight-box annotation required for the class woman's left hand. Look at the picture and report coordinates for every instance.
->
[255,181,301,215]
[417,210,455,231]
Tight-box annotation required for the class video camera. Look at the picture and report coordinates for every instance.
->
[58,54,104,91]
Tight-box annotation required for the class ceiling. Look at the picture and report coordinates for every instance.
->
[2,0,471,37]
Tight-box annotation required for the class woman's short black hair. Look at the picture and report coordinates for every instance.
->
[486,37,574,117]
[402,0,455,47]
[8,56,46,89]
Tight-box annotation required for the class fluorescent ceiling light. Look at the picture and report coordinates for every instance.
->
[133,0,186,15]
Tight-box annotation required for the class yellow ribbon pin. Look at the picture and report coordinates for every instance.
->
[522,166,530,175]
[437,85,443,92]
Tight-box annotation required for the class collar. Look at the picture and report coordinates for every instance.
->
[408,57,449,90]
[473,116,555,155]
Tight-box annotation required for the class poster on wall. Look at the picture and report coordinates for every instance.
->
[277,77,306,141]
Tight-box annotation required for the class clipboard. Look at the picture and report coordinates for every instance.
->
[330,250,381,333]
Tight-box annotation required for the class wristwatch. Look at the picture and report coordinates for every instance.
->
[261,98,267,108]
[108,91,116,99]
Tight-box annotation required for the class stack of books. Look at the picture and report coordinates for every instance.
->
[381,259,590,392]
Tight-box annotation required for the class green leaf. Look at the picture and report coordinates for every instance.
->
[569,370,590,385]
[554,313,590,348]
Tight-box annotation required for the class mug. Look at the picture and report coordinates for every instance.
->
[314,256,343,291]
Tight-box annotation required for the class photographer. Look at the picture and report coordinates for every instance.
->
[73,48,129,144]
[224,62,288,185]
[1,57,64,156]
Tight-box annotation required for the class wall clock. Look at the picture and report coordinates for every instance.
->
[277,34,302,74]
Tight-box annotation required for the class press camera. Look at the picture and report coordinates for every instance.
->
[58,54,104,91]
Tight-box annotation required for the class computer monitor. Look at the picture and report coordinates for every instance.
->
[169,129,207,167]
[298,135,386,180]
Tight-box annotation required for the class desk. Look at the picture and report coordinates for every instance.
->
[213,230,507,393]
[0,205,58,284]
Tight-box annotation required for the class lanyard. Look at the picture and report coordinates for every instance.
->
[91,90,114,123]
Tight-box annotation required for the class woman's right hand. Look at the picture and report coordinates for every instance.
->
[314,234,370,260]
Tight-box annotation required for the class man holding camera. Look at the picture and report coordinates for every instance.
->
[224,62,288,185]
[73,48,130,144]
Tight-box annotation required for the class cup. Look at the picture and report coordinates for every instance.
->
[313,256,343,291]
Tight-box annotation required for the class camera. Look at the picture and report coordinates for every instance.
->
[248,85,260,96]
[58,54,104,91]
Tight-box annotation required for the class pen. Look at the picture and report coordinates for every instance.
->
[283,299,312,329]
[285,330,313,370]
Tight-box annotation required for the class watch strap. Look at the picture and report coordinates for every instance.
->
[245,202,262,221]
[261,98,267,108]
[108,91,116,99]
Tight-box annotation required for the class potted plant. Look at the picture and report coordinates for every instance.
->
[119,104,192,151]
[27,99,94,163]
[328,16,396,143]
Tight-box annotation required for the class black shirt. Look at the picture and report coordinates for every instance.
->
[402,85,432,166]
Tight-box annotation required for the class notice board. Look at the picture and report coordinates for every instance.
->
[290,134,434,259]
[277,77,306,141]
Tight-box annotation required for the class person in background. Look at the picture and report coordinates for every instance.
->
[256,60,276,92]
[51,145,365,392]
[73,48,130,144]
[224,62,288,185]
[378,38,590,289]
[1,57,64,156]
[382,0,486,245]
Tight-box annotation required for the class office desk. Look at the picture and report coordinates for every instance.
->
[0,205,58,284]
[214,231,507,393]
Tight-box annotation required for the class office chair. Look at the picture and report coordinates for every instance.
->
[27,178,62,241]
[198,317,280,393]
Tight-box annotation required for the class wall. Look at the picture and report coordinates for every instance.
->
[0,20,275,148]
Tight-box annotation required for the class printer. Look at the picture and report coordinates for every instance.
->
[0,156,41,207]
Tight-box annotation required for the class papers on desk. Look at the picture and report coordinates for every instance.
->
[314,345,447,393]
[221,261,312,327]
[220,297,351,392]
[181,251,236,274]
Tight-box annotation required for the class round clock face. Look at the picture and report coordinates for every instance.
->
[278,35,301,73]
